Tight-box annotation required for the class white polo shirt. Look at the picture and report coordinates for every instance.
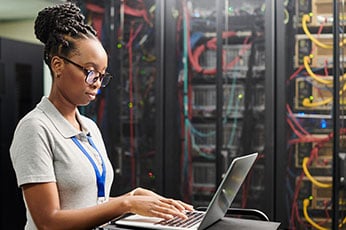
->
[10,96,114,230]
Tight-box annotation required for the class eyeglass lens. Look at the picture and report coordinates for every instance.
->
[86,71,111,87]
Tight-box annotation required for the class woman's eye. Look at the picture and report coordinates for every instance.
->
[87,70,96,77]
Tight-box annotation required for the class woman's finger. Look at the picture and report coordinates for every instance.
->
[154,202,188,219]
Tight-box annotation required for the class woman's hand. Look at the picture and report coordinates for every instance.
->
[126,187,194,220]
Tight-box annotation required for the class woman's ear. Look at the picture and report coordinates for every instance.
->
[50,56,64,77]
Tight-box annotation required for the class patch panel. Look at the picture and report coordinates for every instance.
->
[294,34,346,68]
[199,44,252,71]
[294,76,346,112]
[192,162,216,188]
[297,0,341,27]
[191,122,243,153]
[296,176,346,212]
[294,134,346,171]
[294,137,332,171]
[297,176,332,210]
[192,84,245,118]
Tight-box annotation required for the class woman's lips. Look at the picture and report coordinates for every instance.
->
[86,92,96,100]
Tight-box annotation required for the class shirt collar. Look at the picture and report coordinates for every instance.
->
[37,96,90,138]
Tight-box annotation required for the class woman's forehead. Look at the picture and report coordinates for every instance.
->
[74,39,107,60]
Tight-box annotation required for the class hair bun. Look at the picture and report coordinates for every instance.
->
[34,2,86,44]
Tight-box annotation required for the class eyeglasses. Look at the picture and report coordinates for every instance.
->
[58,56,112,88]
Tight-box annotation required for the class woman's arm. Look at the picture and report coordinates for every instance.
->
[23,183,193,230]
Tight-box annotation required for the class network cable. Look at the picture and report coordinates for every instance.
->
[302,14,346,49]
[303,198,329,230]
[302,157,332,188]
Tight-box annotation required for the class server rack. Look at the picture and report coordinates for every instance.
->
[0,38,44,229]
[276,0,346,229]
[173,0,270,212]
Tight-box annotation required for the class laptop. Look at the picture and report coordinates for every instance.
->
[113,152,259,230]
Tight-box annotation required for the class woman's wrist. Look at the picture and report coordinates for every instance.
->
[122,194,134,213]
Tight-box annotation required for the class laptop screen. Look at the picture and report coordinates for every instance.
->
[198,152,258,229]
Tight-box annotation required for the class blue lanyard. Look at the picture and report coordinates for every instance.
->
[71,135,106,198]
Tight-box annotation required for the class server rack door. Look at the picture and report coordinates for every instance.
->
[0,38,43,229]
[171,0,273,218]
[277,0,346,229]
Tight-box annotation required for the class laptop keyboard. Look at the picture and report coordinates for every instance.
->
[155,211,205,228]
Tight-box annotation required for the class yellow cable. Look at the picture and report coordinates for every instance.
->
[304,198,346,229]
[284,9,289,24]
[303,56,346,83]
[301,73,346,108]
[302,55,346,107]
[302,97,333,107]
[303,56,333,85]
[302,94,346,107]
[302,14,346,48]
[340,216,346,228]
[302,158,332,188]
[303,199,328,230]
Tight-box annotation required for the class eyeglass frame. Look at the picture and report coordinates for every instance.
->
[58,56,112,87]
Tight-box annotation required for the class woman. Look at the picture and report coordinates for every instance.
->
[10,2,192,230]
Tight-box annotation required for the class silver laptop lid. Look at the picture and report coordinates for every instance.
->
[198,152,258,230]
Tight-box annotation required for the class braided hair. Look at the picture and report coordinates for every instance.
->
[34,2,97,65]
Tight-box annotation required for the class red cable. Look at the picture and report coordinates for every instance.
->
[124,4,151,25]
[288,65,304,82]
[126,23,144,48]
[324,60,329,76]
[85,3,105,41]
[288,135,327,145]
[286,104,310,135]
[225,36,251,70]
[286,118,305,139]
[190,31,250,75]
[290,171,305,229]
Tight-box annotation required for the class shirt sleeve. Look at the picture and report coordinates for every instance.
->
[10,116,56,187]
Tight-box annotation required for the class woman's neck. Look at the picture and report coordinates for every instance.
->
[48,95,81,131]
